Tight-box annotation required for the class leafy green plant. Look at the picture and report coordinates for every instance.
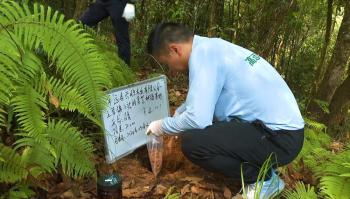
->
[291,127,350,199]
[0,0,133,195]
[163,186,180,199]
[313,99,330,114]
[304,117,327,133]
[293,128,331,170]
[2,184,36,199]
[94,39,135,87]
[241,154,276,199]
[282,181,318,199]
[317,148,350,199]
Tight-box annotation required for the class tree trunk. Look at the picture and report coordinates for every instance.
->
[326,75,350,136]
[308,0,334,100]
[73,0,90,20]
[257,0,296,58]
[138,0,147,37]
[208,0,224,36]
[62,0,76,19]
[235,0,240,41]
[307,1,350,120]
[229,0,235,41]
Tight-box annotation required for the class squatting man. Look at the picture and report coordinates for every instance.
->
[145,23,304,199]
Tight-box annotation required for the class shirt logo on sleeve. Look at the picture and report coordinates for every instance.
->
[245,53,260,66]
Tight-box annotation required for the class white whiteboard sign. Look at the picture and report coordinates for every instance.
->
[102,75,169,164]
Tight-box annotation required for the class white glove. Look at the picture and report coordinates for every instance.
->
[122,3,135,22]
[146,119,164,136]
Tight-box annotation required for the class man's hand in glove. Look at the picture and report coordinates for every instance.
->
[146,119,164,136]
[122,3,135,22]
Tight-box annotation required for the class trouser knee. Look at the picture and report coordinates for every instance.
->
[181,130,203,161]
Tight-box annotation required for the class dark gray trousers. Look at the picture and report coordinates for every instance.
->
[79,0,131,65]
[181,120,304,183]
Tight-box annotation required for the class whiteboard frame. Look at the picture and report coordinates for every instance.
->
[102,75,170,164]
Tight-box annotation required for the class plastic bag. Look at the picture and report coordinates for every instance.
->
[147,134,163,177]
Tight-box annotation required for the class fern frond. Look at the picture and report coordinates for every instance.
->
[19,49,43,83]
[8,184,36,199]
[48,77,101,125]
[0,0,111,118]
[46,119,95,178]
[0,32,21,106]
[22,146,56,177]
[108,62,134,87]
[11,82,47,134]
[164,186,180,199]
[303,147,331,173]
[304,117,327,132]
[282,181,317,199]
[0,106,5,127]
[316,149,350,199]
[317,150,350,175]
[339,163,350,177]
[304,128,331,147]
[96,41,135,87]
[0,144,27,183]
[313,99,330,114]
[320,176,350,199]
[15,130,57,177]
[293,128,331,169]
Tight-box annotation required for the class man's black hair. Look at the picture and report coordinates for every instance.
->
[147,22,194,56]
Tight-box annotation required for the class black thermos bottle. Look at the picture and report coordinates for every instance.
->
[97,173,122,199]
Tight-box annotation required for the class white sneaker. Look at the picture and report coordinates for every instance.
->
[243,171,285,199]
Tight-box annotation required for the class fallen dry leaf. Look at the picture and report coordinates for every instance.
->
[123,187,147,198]
[61,190,75,198]
[191,185,200,194]
[123,178,135,189]
[180,184,191,196]
[79,192,91,198]
[330,141,344,152]
[290,171,303,180]
[197,182,221,191]
[49,93,60,108]
[223,186,232,199]
[190,185,214,198]
[181,176,204,183]
[154,184,168,195]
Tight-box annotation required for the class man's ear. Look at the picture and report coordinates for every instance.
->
[169,43,182,56]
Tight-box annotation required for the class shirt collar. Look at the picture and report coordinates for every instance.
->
[192,35,203,51]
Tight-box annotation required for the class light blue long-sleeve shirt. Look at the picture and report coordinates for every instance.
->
[162,35,304,133]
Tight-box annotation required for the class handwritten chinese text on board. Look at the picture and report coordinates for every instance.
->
[102,75,169,163]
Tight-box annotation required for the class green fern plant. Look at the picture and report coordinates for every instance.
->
[292,128,331,171]
[304,117,327,133]
[292,128,350,199]
[163,186,180,199]
[289,128,350,199]
[3,184,36,199]
[0,0,111,120]
[94,39,136,87]
[282,181,318,199]
[313,99,330,114]
[0,144,28,183]
[0,0,133,194]
[317,148,350,199]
